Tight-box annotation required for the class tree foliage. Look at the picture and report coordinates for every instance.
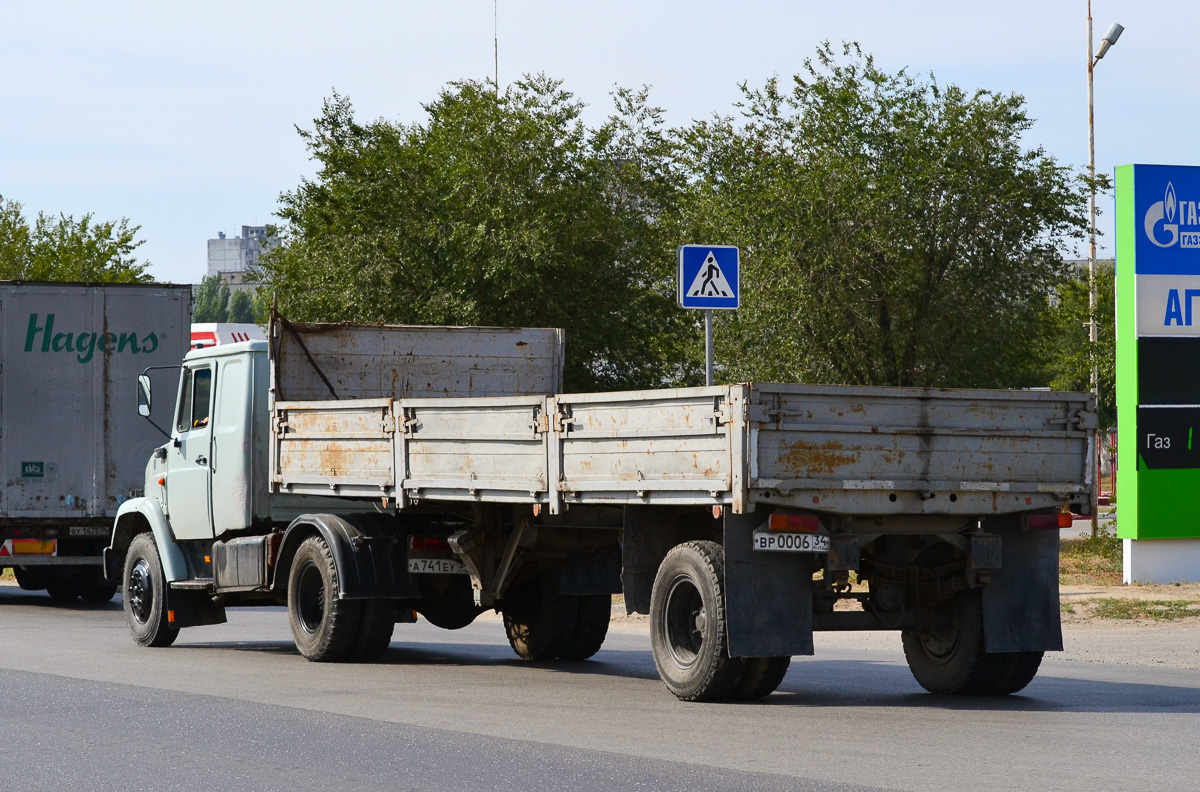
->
[264,46,1094,395]
[677,43,1089,389]
[1041,261,1116,427]
[229,290,256,323]
[194,275,231,322]
[0,196,150,283]
[259,78,694,392]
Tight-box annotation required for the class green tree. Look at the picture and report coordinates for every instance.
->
[194,275,230,322]
[260,78,694,392]
[0,196,150,282]
[228,289,257,323]
[1041,261,1116,427]
[674,43,1090,389]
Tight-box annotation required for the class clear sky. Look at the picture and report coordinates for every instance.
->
[1,1,1188,284]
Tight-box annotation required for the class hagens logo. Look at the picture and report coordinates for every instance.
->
[24,313,160,363]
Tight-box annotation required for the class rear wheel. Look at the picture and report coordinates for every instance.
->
[502,572,577,661]
[650,541,743,702]
[13,566,48,592]
[78,582,119,603]
[45,576,80,601]
[562,594,611,661]
[287,535,361,662]
[123,533,179,648]
[903,590,1020,695]
[350,598,397,662]
[732,656,791,700]
[986,651,1044,695]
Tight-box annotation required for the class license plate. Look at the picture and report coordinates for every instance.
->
[407,557,469,575]
[69,526,110,537]
[752,530,830,552]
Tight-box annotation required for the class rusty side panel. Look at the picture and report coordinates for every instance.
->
[749,383,1095,516]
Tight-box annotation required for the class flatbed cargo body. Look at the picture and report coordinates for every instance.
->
[274,383,1092,518]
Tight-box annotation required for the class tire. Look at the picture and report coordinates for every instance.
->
[350,598,397,662]
[649,541,744,702]
[287,535,362,662]
[502,572,577,661]
[123,533,179,648]
[45,577,80,601]
[903,590,1003,695]
[78,582,119,603]
[986,651,1044,695]
[732,656,791,700]
[561,594,611,661]
[13,566,48,592]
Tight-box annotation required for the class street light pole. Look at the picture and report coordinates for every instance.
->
[1086,3,1123,536]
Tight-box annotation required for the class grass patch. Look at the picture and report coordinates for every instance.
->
[1089,598,1200,621]
[0,568,13,582]
[1060,602,1075,614]
[1060,531,1123,586]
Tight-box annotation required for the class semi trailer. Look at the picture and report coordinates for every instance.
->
[106,316,1092,700]
[1,282,191,601]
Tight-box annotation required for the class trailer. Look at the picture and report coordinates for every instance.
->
[1,282,191,600]
[107,317,1093,700]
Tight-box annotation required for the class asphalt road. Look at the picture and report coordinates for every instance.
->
[1,586,1198,792]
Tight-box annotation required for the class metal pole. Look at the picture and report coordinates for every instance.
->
[494,0,499,92]
[1087,0,1101,536]
[705,309,714,386]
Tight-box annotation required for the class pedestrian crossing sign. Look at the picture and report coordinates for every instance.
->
[677,245,739,310]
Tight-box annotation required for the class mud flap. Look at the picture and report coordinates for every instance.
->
[723,512,814,658]
[981,527,1063,652]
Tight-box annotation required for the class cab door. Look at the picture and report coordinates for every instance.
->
[166,364,214,540]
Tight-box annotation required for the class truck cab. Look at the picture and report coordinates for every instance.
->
[143,341,270,543]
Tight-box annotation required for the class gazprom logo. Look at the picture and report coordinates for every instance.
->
[1144,181,1200,248]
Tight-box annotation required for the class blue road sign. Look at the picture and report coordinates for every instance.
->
[678,245,739,310]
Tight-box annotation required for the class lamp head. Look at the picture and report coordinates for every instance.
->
[1095,23,1124,61]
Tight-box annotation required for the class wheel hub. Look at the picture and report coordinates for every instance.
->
[296,561,326,635]
[127,559,153,624]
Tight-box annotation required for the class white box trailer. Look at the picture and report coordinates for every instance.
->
[1,282,191,600]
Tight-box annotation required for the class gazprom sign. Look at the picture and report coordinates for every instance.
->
[1115,163,1200,546]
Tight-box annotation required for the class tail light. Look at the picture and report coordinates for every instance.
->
[410,536,449,551]
[1028,512,1074,530]
[768,513,822,533]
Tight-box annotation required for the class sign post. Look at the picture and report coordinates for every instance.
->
[1114,163,1200,582]
[677,245,739,386]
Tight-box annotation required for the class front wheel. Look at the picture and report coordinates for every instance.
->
[123,533,179,647]
[649,541,743,702]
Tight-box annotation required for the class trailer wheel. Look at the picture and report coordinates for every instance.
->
[902,590,999,695]
[732,656,791,700]
[561,594,611,661]
[123,533,179,648]
[287,535,362,662]
[502,573,577,660]
[350,598,397,662]
[79,582,119,603]
[13,566,48,592]
[986,651,1044,695]
[45,577,80,601]
[650,541,743,702]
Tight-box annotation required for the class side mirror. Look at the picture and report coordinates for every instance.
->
[137,374,152,417]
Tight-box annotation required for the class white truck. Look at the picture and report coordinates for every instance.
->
[1,282,191,601]
[107,316,1093,700]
